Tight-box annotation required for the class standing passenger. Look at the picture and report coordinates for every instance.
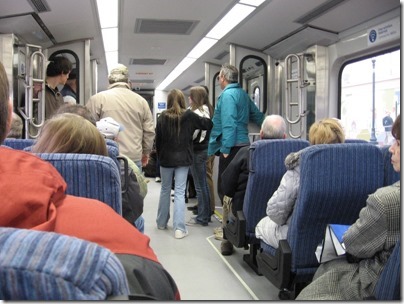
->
[208,63,265,207]
[0,60,180,300]
[44,56,72,119]
[186,86,214,227]
[86,64,154,168]
[155,89,212,239]
[60,68,78,104]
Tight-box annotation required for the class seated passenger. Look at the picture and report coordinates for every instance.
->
[296,114,400,300]
[96,116,148,233]
[31,114,146,234]
[219,115,287,255]
[255,118,345,248]
[54,103,97,126]
[0,61,179,300]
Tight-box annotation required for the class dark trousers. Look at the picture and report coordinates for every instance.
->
[217,145,246,205]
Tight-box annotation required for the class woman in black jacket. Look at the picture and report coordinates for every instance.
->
[155,89,212,239]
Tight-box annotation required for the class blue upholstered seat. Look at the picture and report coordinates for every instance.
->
[223,139,309,273]
[35,153,122,215]
[344,139,369,143]
[380,145,400,186]
[257,143,385,298]
[3,138,35,150]
[374,240,401,300]
[0,227,129,300]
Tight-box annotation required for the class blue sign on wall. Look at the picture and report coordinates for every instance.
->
[158,102,166,110]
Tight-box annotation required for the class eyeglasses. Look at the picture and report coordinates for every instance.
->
[216,75,222,81]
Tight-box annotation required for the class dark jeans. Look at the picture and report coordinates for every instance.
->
[190,149,210,224]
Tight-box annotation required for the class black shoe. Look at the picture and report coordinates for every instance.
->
[192,209,198,215]
[187,205,198,211]
[221,240,234,256]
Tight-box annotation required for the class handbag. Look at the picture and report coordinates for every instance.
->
[315,224,350,264]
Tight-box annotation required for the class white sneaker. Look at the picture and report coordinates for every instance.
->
[155,177,161,182]
[174,229,188,239]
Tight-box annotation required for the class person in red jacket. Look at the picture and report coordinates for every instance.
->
[0,60,179,301]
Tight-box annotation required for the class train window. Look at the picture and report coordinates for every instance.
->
[239,55,267,113]
[340,49,400,146]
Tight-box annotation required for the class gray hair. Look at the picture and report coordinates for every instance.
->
[220,63,238,83]
[261,115,286,139]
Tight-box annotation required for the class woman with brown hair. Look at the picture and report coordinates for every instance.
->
[155,89,212,239]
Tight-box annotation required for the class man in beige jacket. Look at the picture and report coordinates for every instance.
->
[86,64,155,168]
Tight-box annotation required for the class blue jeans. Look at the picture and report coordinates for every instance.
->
[156,166,189,233]
[134,215,144,233]
[190,149,211,224]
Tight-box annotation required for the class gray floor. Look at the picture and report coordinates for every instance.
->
[142,178,280,300]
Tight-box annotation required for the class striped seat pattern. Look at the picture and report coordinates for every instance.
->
[0,227,129,300]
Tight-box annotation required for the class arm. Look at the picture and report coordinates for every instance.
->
[141,102,155,164]
[343,191,388,259]
[249,98,265,127]
[266,168,300,225]
[220,94,238,154]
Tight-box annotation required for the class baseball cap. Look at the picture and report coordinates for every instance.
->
[96,117,124,139]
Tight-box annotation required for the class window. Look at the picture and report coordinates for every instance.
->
[340,49,400,146]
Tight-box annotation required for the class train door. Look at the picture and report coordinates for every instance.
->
[0,34,47,139]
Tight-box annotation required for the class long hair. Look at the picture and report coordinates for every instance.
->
[308,118,345,145]
[0,61,9,143]
[32,113,108,156]
[190,86,212,115]
[163,89,186,137]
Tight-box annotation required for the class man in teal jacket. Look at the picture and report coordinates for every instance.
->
[208,63,264,253]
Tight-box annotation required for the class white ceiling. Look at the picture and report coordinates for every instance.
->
[0,0,400,93]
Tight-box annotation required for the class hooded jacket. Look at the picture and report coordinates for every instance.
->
[0,147,179,300]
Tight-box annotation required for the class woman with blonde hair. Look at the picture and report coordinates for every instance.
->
[255,118,345,248]
[155,89,212,239]
[31,113,108,156]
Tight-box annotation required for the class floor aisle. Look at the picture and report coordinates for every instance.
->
[142,178,279,300]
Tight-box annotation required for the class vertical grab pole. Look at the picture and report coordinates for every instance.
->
[284,54,305,138]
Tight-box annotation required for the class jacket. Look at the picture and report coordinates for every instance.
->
[86,83,155,163]
[297,182,400,300]
[221,145,249,215]
[208,83,264,156]
[191,105,211,152]
[156,109,213,167]
[255,151,301,248]
[0,147,180,300]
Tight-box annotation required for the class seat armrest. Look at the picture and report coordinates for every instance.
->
[257,239,292,289]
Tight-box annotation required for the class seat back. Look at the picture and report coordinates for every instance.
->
[344,139,368,143]
[380,145,400,186]
[0,227,129,300]
[3,138,35,150]
[374,240,401,300]
[35,153,122,214]
[243,139,310,240]
[287,144,384,279]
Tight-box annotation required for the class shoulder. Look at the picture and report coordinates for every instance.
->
[284,151,301,170]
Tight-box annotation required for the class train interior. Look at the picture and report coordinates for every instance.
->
[0,0,401,300]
